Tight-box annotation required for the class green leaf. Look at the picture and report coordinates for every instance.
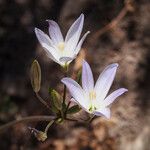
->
[30,60,41,92]
[67,105,81,114]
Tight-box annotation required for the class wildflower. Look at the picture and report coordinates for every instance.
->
[35,14,90,66]
[61,60,128,119]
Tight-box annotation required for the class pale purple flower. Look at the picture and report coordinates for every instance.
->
[35,14,90,66]
[61,60,128,119]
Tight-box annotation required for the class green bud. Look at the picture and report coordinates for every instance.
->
[30,60,41,92]
[67,105,81,114]
[49,88,62,113]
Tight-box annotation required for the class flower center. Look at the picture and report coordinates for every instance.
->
[88,90,97,112]
[89,105,96,112]
[57,42,65,51]
[89,90,96,100]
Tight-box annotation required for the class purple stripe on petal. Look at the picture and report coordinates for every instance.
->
[61,77,89,108]
[82,60,94,92]
[95,63,119,101]
[65,14,84,52]
[35,28,53,49]
[47,20,64,45]
[103,88,128,107]
[35,28,60,63]
[75,31,90,55]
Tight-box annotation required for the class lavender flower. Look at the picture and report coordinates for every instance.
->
[35,14,90,66]
[61,60,128,119]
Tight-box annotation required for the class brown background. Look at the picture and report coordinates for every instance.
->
[0,0,150,149]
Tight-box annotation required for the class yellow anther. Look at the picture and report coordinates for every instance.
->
[89,91,96,100]
[57,42,65,51]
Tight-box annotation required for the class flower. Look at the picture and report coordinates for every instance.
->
[35,14,90,66]
[61,60,128,119]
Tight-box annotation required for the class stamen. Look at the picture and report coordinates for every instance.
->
[57,42,65,51]
[88,105,96,112]
[89,90,96,100]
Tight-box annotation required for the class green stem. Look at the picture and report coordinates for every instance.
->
[0,115,56,133]
[62,64,68,106]
[44,120,55,134]
[35,92,51,110]
[65,101,71,117]
[62,85,66,105]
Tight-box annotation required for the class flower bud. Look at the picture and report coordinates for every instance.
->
[30,60,41,92]
[36,131,47,142]
[49,88,62,113]
[29,127,47,142]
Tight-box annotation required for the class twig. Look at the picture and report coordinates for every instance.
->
[44,120,55,133]
[89,0,134,43]
[0,115,55,133]
[35,92,51,110]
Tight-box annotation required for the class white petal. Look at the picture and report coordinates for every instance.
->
[103,88,128,107]
[82,60,94,92]
[94,63,119,101]
[35,28,60,63]
[65,14,84,52]
[59,57,74,66]
[94,108,110,119]
[61,78,89,108]
[59,57,74,62]
[47,20,64,45]
[74,31,90,55]
[44,47,60,64]
[71,98,89,112]
[35,27,53,49]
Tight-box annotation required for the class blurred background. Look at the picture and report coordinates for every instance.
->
[0,0,150,149]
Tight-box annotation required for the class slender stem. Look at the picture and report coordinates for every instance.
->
[62,65,68,106]
[44,120,54,134]
[87,115,95,123]
[65,118,78,122]
[62,85,66,105]
[0,115,55,133]
[35,92,51,110]
[65,101,71,117]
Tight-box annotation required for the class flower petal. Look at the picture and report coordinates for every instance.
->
[61,77,89,108]
[59,57,74,63]
[82,60,94,92]
[103,88,128,107]
[70,98,89,112]
[93,108,110,119]
[59,57,74,66]
[95,63,119,101]
[74,31,90,55]
[47,20,64,45]
[35,27,53,49]
[35,28,60,63]
[65,14,84,52]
